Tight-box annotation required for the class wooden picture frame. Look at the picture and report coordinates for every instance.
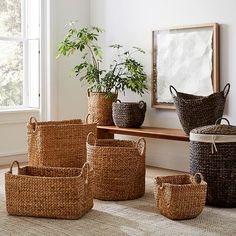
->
[151,23,220,109]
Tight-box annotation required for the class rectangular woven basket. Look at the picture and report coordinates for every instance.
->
[5,161,94,219]
[154,173,207,220]
[27,115,97,167]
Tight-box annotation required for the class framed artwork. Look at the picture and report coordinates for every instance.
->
[151,23,220,109]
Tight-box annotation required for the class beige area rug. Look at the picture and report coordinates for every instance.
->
[0,168,235,236]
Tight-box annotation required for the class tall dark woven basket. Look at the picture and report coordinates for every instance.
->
[112,100,146,128]
[190,118,236,207]
[170,84,230,135]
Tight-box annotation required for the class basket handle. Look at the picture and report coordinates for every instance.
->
[87,89,91,97]
[155,176,164,188]
[138,100,146,110]
[193,172,204,184]
[137,138,146,156]
[223,83,230,98]
[86,132,97,146]
[81,162,90,184]
[29,116,38,132]
[215,117,230,126]
[85,114,94,124]
[115,99,121,103]
[9,160,20,174]
[169,85,178,96]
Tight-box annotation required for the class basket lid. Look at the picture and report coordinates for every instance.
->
[190,118,236,135]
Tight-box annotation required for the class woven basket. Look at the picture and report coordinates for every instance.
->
[27,115,97,168]
[190,118,236,207]
[88,91,118,125]
[86,132,146,200]
[154,173,207,220]
[112,100,146,128]
[5,161,93,219]
[170,83,230,135]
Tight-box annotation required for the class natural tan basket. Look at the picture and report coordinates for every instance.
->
[154,173,207,220]
[86,132,146,200]
[27,115,97,168]
[5,161,94,219]
[88,91,118,125]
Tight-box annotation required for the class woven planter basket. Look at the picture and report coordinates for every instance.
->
[170,83,230,135]
[5,161,93,219]
[190,118,236,207]
[27,115,97,168]
[86,132,146,200]
[112,100,146,128]
[88,91,118,125]
[154,173,207,220]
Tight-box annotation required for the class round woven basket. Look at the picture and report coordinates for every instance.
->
[112,100,146,128]
[88,91,118,125]
[170,83,230,135]
[154,173,207,220]
[190,118,236,207]
[86,132,146,201]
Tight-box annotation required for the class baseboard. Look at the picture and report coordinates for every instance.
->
[0,153,28,166]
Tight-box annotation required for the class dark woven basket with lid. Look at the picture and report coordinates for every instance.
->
[112,100,146,128]
[170,84,230,135]
[190,118,236,207]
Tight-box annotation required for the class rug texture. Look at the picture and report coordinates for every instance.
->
[0,168,235,236]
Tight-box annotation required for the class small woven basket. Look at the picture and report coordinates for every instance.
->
[27,115,97,168]
[88,91,118,125]
[154,173,207,220]
[112,100,146,128]
[170,84,230,135]
[5,161,94,219]
[190,118,236,207]
[86,132,146,200]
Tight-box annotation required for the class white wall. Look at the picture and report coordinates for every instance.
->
[90,0,236,171]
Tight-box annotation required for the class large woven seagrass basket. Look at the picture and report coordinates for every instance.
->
[86,132,146,200]
[170,83,230,135]
[190,118,236,207]
[27,115,97,168]
[154,173,207,220]
[5,161,93,219]
[112,100,146,128]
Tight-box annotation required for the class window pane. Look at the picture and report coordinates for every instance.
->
[0,41,23,108]
[28,39,39,108]
[0,0,22,38]
[27,0,40,38]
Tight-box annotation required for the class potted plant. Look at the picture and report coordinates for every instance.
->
[57,22,148,125]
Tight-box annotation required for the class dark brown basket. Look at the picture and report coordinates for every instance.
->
[190,118,236,207]
[88,91,118,125]
[86,132,146,200]
[27,115,97,168]
[170,84,230,135]
[154,173,207,220]
[112,100,146,128]
[5,161,94,219]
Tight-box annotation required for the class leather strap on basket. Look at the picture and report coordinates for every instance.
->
[86,132,97,146]
[193,173,204,184]
[169,85,178,97]
[29,116,38,132]
[137,138,146,156]
[223,83,230,98]
[215,117,230,126]
[9,160,20,174]
[81,162,90,185]
[85,114,95,124]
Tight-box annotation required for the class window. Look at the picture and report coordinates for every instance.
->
[0,0,40,109]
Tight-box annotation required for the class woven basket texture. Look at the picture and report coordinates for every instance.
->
[170,84,230,135]
[112,100,146,128]
[86,133,146,200]
[5,161,94,219]
[88,91,118,125]
[27,116,97,168]
[190,119,236,207]
[153,174,207,220]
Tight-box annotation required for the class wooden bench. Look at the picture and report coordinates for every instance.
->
[97,126,189,142]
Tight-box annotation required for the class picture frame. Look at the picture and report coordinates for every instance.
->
[151,23,220,109]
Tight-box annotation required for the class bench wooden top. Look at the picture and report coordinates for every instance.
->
[97,126,189,142]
